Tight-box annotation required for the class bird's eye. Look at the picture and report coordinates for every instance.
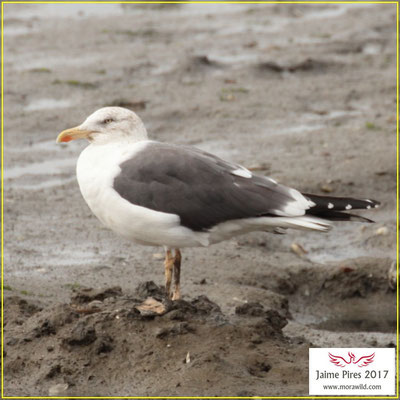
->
[103,118,114,124]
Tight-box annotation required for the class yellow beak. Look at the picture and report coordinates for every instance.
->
[56,126,94,143]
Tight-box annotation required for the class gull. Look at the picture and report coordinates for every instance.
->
[57,107,379,300]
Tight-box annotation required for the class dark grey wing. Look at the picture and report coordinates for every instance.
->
[113,142,310,231]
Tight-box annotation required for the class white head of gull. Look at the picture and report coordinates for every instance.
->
[58,106,148,145]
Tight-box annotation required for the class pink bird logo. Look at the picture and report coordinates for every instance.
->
[328,351,375,367]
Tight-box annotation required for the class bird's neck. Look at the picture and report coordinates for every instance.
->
[131,122,149,142]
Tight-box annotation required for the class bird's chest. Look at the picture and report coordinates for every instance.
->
[76,143,139,226]
[75,141,183,246]
[78,145,114,193]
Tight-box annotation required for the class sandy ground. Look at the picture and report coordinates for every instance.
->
[3,2,397,397]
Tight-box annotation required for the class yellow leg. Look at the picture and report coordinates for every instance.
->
[164,250,174,299]
[172,249,181,301]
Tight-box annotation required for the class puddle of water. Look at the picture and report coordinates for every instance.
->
[14,52,105,72]
[179,3,256,16]
[292,307,396,333]
[3,23,34,36]
[25,98,72,112]
[303,4,351,20]
[314,315,396,333]
[4,247,102,276]
[262,118,323,137]
[5,137,85,189]
[305,3,375,20]
[266,109,363,137]
[24,139,61,152]
[278,123,324,135]
[207,53,260,66]
[3,3,124,20]
[43,248,102,267]
[151,60,180,75]
[8,138,84,154]
[214,4,373,38]
[4,158,76,180]
[10,176,76,191]
[326,110,361,119]
[363,43,382,55]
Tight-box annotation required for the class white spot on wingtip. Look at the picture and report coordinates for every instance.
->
[366,205,371,209]
[345,204,352,210]
[374,204,379,208]
[328,203,334,209]
[232,168,252,178]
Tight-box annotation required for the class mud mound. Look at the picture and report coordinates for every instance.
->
[4,282,307,397]
[4,296,42,327]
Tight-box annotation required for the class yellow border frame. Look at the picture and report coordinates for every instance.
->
[0,1,398,399]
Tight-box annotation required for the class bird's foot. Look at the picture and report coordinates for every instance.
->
[171,286,181,301]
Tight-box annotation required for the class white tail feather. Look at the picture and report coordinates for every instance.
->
[207,215,332,245]
[256,215,332,232]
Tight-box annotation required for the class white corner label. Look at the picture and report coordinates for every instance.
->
[309,348,396,395]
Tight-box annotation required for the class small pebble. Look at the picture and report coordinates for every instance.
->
[291,242,308,256]
[48,383,68,396]
[320,184,333,193]
[375,226,389,236]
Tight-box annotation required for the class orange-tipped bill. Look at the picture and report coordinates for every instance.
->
[56,126,94,143]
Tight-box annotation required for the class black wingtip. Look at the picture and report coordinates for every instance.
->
[311,210,375,223]
[302,193,381,212]
[351,214,375,223]
[364,199,380,209]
